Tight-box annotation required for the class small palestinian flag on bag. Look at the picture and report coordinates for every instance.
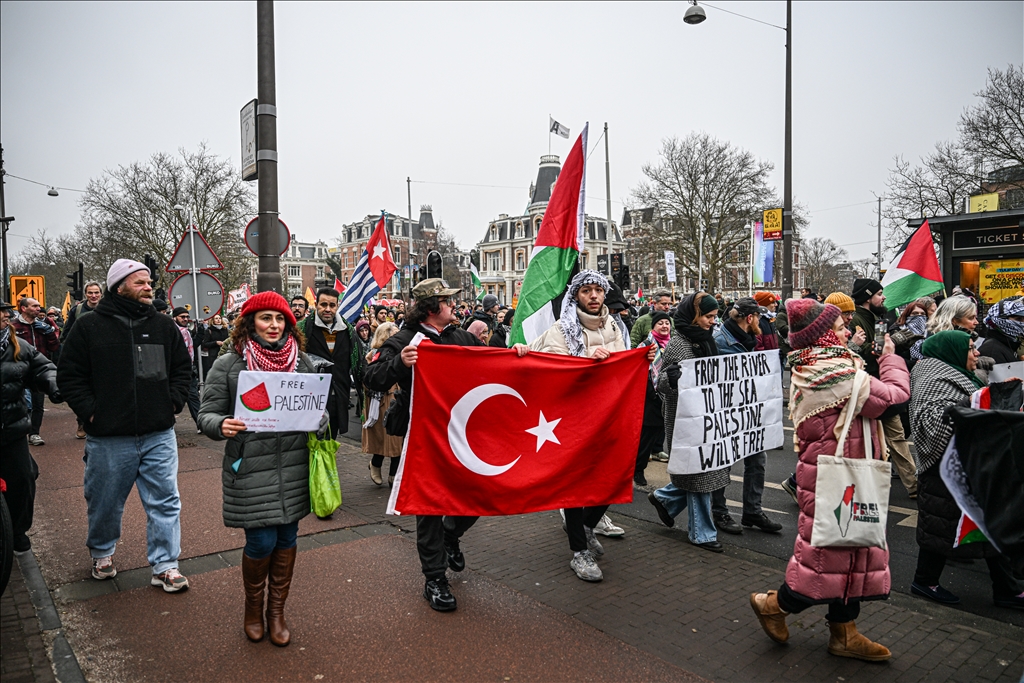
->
[834,484,855,538]
[953,512,988,548]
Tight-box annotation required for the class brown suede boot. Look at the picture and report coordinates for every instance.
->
[241,554,272,642]
[827,620,891,661]
[750,590,789,643]
[266,546,297,647]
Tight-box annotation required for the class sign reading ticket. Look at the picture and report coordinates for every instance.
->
[233,370,331,432]
[668,350,784,475]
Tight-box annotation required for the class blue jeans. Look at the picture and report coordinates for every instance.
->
[712,451,767,518]
[244,522,299,559]
[653,483,717,544]
[83,428,181,575]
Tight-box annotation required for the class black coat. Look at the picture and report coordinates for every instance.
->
[299,316,359,434]
[56,294,192,437]
[201,325,230,375]
[463,310,495,334]
[977,327,1020,365]
[2,336,61,445]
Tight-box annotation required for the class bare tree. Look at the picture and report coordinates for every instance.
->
[800,237,850,295]
[630,134,779,293]
[428,222,465,287]
[959,65,1024,172]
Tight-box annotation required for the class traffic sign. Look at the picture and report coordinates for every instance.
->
[243,217,291,256]
[167,272,225,321]
[167,227,224,272]
[10,275,45,307]
[240,99,258,181]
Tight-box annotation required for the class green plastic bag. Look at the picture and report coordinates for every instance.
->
[308,431,341,517]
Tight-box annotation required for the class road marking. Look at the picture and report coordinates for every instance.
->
[726,499,789,515]
[890,505,918,527]
[731,474,786,491]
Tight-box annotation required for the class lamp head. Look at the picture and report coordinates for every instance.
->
[47,187,59,197]
[683,2,707,24]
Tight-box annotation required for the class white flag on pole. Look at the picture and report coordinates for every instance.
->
[549,117,570,139]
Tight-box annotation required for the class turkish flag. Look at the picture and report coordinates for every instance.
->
[387,343,649,516]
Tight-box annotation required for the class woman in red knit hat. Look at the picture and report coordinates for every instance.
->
[198,290,317,647]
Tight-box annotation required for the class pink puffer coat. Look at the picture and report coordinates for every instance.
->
[785,354,910,603]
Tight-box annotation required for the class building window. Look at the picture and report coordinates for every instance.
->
[316,266,324,279]
[288,266,300,278]
[515,223,524,239]
[487,251,501,271]
[515,250,526,271]
[490,225,498,241]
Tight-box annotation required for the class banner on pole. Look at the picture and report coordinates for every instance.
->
[664,251,677,283]
[234,370,331,432]
[668,350,784,475]
[752,221,775,284]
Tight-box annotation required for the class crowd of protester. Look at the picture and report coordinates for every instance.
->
[2,258,1022,661]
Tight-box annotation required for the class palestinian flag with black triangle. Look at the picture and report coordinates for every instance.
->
[880,219,944,310]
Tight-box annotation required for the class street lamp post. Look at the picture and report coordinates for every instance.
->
[686,0,794,300]
[256,0,282,294]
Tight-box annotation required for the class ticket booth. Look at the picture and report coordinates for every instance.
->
[912,208,1024,307]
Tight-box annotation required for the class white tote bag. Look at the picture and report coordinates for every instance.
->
[810,370,891,549]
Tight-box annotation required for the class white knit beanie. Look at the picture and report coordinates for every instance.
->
[106,259,149,291]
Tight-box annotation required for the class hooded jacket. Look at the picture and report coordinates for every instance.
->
[2,335,61,444]
[56,293,192,437]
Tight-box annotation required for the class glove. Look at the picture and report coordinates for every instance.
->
[665,363,682,390]
[315,410,331,439]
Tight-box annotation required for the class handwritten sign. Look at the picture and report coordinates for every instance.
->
[234,370,331,432]
[668,350,784,475]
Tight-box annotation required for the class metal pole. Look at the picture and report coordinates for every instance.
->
[749,221,755,297]
[256,0,282,293]
[0,144,9,302]
[781,0,794,301]
[186,210,205,389]
[407,177,413,294]
[604,123,614,277]
[877,196,882,279]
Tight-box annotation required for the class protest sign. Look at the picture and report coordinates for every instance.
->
[668,349,784,475]
[234,370,331,432]
[989,361,1024,385]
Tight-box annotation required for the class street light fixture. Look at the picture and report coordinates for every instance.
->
[685,1,794,301]
[47,187,59,197]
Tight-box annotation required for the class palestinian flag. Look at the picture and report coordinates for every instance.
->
[834,484,855,537]
[509,123,588,346]
[881,220,943,310]
[333,277,346,294]
[470,263,484,301]
[953,512,988,548]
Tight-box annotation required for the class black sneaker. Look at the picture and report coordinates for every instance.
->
[444,537,465,572]
[691,539,724,553]
[993,593,1024,610]
[633,473,647,487]
[424,577,457,612]
[910,582,960,605]
[714,513,743,535]
[742,512,783,534]
[647,492,674,528]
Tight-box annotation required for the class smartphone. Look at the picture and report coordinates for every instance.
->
[873,320,887,355]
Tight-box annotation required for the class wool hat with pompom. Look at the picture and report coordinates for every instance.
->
[786,298,841,350]
[240,291,297,326]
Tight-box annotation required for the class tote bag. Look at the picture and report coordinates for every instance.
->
[810,370,891,548]
[308,430,342,518]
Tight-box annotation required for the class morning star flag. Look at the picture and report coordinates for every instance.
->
[549,116,570,139]
[509,123,588,346]
[339,213,397,322]
[470,262,484,301]
[880,220,943,310]
[386,343,648,516]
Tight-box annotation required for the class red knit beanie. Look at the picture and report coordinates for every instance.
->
[240,291,297,326]
[785,298,840,350]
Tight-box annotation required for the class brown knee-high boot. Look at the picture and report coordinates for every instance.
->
[242,554,272,642]
[266,546,297,647]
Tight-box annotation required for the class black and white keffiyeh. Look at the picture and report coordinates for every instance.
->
[984,296,1024,342]
[909,357,979,473]
[558,269,629,357]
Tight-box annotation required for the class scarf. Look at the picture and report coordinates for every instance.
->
[673,293,718,358]
[104,290,155,320]
[651,328,670,347]
[788,329,867,429]
[646,331,668,383]
[244,334,298,372]
[558,270,629,357]
[921,330,983,388]
[723,317,756,351]
[0,327,9,355]
[984,297,1024,343]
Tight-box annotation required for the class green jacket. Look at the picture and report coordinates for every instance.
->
[850,306,880,377]
[198,350,316,529]
[629,312,674,348]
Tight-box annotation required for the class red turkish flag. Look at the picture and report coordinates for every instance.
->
[387,343,649,516]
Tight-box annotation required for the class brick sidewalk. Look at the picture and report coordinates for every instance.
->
[1,558,56,683]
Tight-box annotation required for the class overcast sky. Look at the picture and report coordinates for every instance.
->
[2,1,1022,267]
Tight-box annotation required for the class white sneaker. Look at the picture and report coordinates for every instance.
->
[28,434,45,446]
[570,550,603,582]
[583,526,604,556]
[594,514,625,537]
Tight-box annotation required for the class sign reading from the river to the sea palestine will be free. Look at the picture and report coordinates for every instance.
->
[668,350,784,475]
[234,371,331,432]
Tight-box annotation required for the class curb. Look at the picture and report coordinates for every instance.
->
[15,551,86,683]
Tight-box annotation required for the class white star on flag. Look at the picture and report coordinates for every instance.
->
[372,244,387,260]
[525,411,561,452]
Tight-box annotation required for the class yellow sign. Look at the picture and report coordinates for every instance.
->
[969,192,999,214]
[978,258,1024,304]
[10,275,46,307]
[762,208,783,241]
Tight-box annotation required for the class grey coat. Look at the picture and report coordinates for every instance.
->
[198,349,315,529]
[656,331,730,493]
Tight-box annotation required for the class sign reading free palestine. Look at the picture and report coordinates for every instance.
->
[234,371,331,432]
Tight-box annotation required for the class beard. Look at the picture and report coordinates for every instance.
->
[869,303,888,317]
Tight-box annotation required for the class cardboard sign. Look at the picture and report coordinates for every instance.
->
[234,370,331,432]
[989,361,1024,385]
[668,350,784,475]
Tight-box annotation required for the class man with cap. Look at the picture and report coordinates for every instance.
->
[57,259,193,592]
[529,270,654,582]
[464,293,500,334]
[849,278,917,497]
[172,306,202,432]
[710,297,783,535]
[363,278,492,612]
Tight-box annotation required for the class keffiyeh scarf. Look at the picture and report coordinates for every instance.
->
[558,270,629,357]
[0,327,9,355]
[984,297,1024,342]
[788,330,868,429]
[244,334,298,372]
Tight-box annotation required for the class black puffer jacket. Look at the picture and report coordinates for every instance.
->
[198,349,316,529]
[56,293,192,437]
[1,335,61,445]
